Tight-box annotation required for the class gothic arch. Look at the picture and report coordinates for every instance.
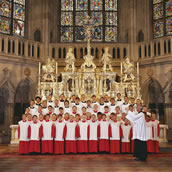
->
[14,77,36,123]
[142,77,164,121]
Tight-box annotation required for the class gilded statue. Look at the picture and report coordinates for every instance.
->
[65,48,75,72]
[122,57,135,82]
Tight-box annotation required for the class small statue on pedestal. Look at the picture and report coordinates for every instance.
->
[65,48,75,72]
[101,47,113,72]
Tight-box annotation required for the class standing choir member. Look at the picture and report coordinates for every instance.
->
[98,114,111,152]
[65,115,80,154]
[53,115,67,154]
[88,114,99,153]
[126,105,147,161]
[109,113,123,154]
[145,115,154,153]
[41,114,54,154]
[28,115,42,153]
[151,111,160,153]
[121,119,132,153]
[18,114,30,154]
[77,115,89,153]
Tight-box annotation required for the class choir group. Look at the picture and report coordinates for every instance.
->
[18,93,160,155]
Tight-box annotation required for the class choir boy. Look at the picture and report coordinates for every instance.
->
[47,95,54,108]
[58,107,64,116]
[88,114,99,153]
[86,100,93,113]
[104,106,110,119]
[42,100,48,115]
[104,95,110,106]
[77,115,89,153]
[18,114,30,154]
[74,97,82,113]
[109,113,123,154]
[59,94,65,108]
[27,113,33,125]
[41,114,54,154]
[51,114,57,123]
[91,95,98,107]
[99,97,105,113]
[28,115,42,153]
[75,114,80,123]
[64,100,71,114]
[145,115,154,153]
[65,115,80,154]
[92,104,99,115]
[35,105,43,117]
[64,113,69,123]
[34,96,42,109]
[47,105,54,116]
[151,111,160,153]
[81,106,87,116]
[109,98,116,113]
[86,112,91,122]
[116,93,123,108]
[115,106,122,119]
[29,100,37,116]
[53,115,67,154]
[121,96,129,114]
[98,114,111,152]
[39,114,44,124]
[121,119,132,153]
[97,112,102,123]
[71,106,78,116]
[25,107,30,117]
[121,113,126,124]
[70,95,76,106]
[53,99,59,115]
[81,94,87,108]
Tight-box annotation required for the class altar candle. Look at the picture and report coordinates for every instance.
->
[56,62,58,75]
[39,62,41,75]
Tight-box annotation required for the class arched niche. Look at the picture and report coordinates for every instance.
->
[142,77,164,121]
[14,77,36,123]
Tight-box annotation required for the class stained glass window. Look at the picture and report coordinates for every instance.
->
[60,0,118,42]
[153,0,172,38]
[0,0,25,36]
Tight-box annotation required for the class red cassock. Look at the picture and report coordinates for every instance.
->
[146,120,154,153]
[41,120,54,154]
[121,124,132,153]
[53,120,67,154]
[152,120,160,153]
[109,120,123,154]
[28,122,42,153]
[65,121,80,154]
[88,121,99,153]
[77,120,89,153]
[18,120,30,154]
[98,120,111,152]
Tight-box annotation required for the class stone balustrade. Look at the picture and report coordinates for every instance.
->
[136,36,172,59]
[10,124,169,145]
[0,34,43,60]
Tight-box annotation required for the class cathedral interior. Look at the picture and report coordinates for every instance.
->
[0,0,172,144]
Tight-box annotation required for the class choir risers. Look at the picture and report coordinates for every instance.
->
[9,124,169,144]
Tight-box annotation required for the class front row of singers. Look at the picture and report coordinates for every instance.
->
[18,106,160,155]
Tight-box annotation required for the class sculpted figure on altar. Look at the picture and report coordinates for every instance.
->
[42,58,56,82]
[81,53,96,72]
[65,48,75,72]
[101,47,113,72]
[122,57,135,82]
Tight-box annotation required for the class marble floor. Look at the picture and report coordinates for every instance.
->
[0,144,172,172]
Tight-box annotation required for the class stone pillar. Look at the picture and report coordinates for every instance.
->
[129,0,137,60]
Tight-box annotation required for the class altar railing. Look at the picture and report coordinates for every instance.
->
[9,124,169,144]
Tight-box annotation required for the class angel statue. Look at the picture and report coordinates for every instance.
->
[122,57,135,82]
[65,48,75,72]
[101,47,113,72]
